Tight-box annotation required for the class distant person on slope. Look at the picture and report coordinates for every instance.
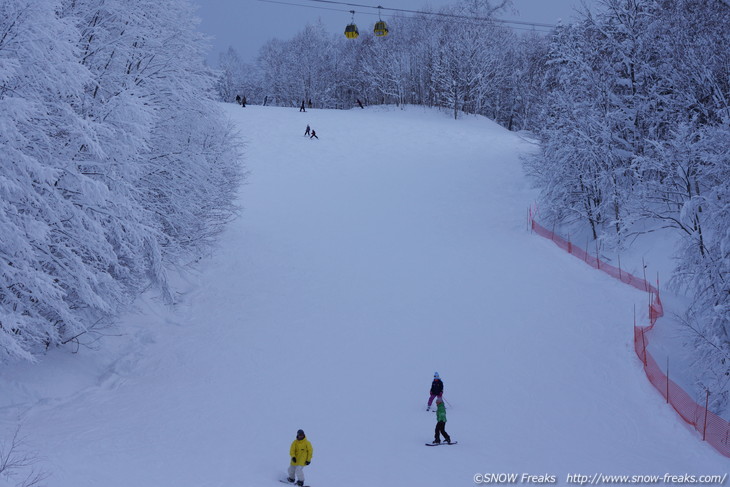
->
[309,129,318,140]
[427,372,443,411]
[433,397,452,444]
[304,124,310,137]
[286,429,313,486]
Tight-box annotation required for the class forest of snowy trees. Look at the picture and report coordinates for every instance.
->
[530,0,730,411]
[220,0,729,409]
[218,0,544,130]
[0,0,242,362]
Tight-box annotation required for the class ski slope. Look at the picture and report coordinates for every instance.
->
[0,105,726,487]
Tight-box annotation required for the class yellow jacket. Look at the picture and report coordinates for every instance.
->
[290,438,313,466]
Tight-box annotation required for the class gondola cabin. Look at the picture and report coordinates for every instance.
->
[374,20,389,37]
[345,23,359,39]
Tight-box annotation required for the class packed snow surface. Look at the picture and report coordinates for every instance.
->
[1,105,726,486]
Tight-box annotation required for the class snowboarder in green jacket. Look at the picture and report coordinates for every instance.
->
[434,398,451,444]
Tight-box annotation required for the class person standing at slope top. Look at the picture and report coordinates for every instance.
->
[427,372,443,411]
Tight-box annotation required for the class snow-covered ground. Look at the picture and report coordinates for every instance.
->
[1,105,726,487]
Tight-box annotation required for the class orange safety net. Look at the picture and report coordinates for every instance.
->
[530,208,730,458]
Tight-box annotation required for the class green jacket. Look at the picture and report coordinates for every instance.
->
[436,402,447,422]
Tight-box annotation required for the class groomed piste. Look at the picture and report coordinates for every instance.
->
[1,105,727,486]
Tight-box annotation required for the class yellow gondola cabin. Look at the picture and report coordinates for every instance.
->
[345,23,359,39]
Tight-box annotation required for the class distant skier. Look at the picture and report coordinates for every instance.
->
[235,95,241,105]
[241,95,247,107]
[309,129,318,140]
[300,100,306,112]
[426,372,443,411]
[286,429,313,486]
[433,397,452,444]
[304,124,310,137]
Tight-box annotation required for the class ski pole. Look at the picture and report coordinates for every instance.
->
[442,396,452,408]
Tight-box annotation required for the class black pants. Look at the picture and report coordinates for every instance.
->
[434,421,450,443]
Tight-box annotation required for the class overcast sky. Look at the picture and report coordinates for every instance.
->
[193,0,598,66]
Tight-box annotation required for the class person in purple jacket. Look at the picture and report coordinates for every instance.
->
[426,372,443,411]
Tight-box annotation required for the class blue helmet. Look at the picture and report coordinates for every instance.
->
[434,372,440,378]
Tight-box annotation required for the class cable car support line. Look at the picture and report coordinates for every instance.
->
[301,0,556,29]
[255,0,556,33]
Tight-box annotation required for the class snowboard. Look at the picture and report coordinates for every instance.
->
[279,480,310,487]
[425,441,457,446]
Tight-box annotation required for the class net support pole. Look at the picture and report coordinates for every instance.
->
[632,305,636,350]
[666,356,669,403]
[703,390,710,441]
[618,254,622,281]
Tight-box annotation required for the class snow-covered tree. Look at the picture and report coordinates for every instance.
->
[0,0,243,362]
[1,0,112,360]
[526,0,730,410]
[505,32,550,131]
[361,25,410,106]
[217,47,247,102]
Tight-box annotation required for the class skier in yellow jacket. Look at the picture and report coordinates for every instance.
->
[286,429,313,486]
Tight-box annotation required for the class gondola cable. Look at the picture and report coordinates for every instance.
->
[255,0,555,34]
[301,0,555,29]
